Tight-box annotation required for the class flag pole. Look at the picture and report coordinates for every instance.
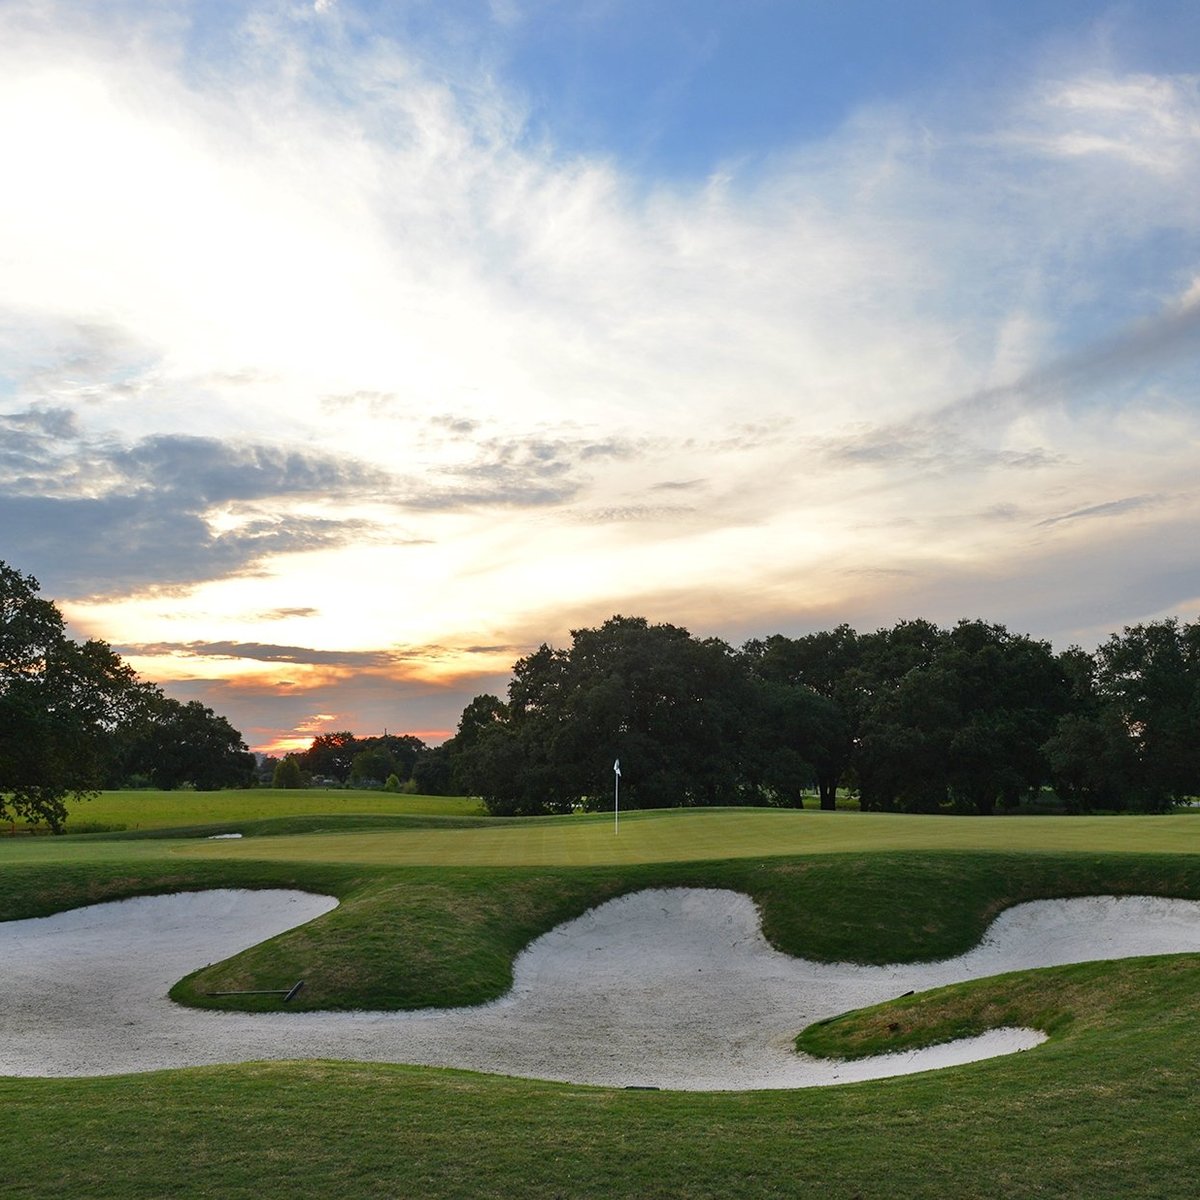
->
[613,758,621,835]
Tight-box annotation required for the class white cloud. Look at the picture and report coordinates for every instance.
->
[2,2,1199,727]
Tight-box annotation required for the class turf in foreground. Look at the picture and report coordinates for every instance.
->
[3,950,1198,1199]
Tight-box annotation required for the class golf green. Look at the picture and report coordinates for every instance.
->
[175,807,1200,867]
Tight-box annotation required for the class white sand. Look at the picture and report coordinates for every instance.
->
[3,887,1199,1089]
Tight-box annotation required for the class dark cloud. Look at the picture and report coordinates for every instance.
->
[0,404,79,439]
[118,641,402,668]
[2,408,629,596]
[119,638,527,672]
[936,299,1200,428]
[979,503,1022,522]
[0,416,388,595]
[254,606,320,620]
[1,492,375,596]
[429,414,481,436]
[106,434,392,504]
[0,406,83,484]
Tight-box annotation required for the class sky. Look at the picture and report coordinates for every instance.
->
[2,0,1200,754]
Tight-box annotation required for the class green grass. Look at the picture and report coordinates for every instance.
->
[3,961,1200,1199]
[795,953,1192,1061]
[4,802,1200,1196]
[32,787,484,833]
[175,805,1200,866]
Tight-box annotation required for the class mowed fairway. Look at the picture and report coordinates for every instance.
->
[178,806,1200,867]
[59,787,484,830]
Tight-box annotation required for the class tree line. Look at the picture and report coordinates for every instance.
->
[265,730,431,791]
[1,561,254,829]
[427,613,1200,817]
[7,553,1197,827]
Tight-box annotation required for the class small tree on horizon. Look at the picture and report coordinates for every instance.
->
[272,755,303,789]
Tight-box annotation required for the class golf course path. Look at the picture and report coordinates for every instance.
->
[4,888,1200,1089]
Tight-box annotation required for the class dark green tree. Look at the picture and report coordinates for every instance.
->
[373,733,427,780]
[855,620,1068,815]
[410,743,456,795]
[940,620,1070,814]
[350,746,397,787]
[272,755,304,789]
[120,695,255,791]
[1085,618,1200,810]
[742,626,860,809]
[298,731,359,782]
[1043,709,1139,812]
[456,617,752,815]
[1,561,148,829]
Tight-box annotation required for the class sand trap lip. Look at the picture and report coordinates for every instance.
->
[2,887,1200,1089]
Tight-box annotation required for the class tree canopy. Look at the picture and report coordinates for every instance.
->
[1,560,254,828]
[293,731,430,788]
[438,612,1200,816]
[109,694,255,792]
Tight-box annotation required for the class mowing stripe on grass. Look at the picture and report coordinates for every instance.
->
[173,808,1200,867]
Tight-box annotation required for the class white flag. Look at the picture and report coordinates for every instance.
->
[613,759,621,777]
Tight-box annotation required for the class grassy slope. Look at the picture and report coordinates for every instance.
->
[47,787,485,831]
[4,807,1200,1196]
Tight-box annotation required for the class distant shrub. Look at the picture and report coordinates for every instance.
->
[272,757,304,789]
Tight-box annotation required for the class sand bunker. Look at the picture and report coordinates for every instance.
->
[3,887,1200,1089]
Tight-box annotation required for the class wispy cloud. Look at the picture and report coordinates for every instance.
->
[3,3,1200,751]
[1036,494,1166,528]
[253,607,320,621]
[1012,73,1200,177]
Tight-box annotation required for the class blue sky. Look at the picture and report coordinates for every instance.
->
[1,0,1199,751]
[376,1,1200,172]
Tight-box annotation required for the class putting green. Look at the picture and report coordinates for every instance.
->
[176,807,1200,867]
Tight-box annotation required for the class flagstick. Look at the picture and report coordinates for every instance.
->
[614,768,619,835]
